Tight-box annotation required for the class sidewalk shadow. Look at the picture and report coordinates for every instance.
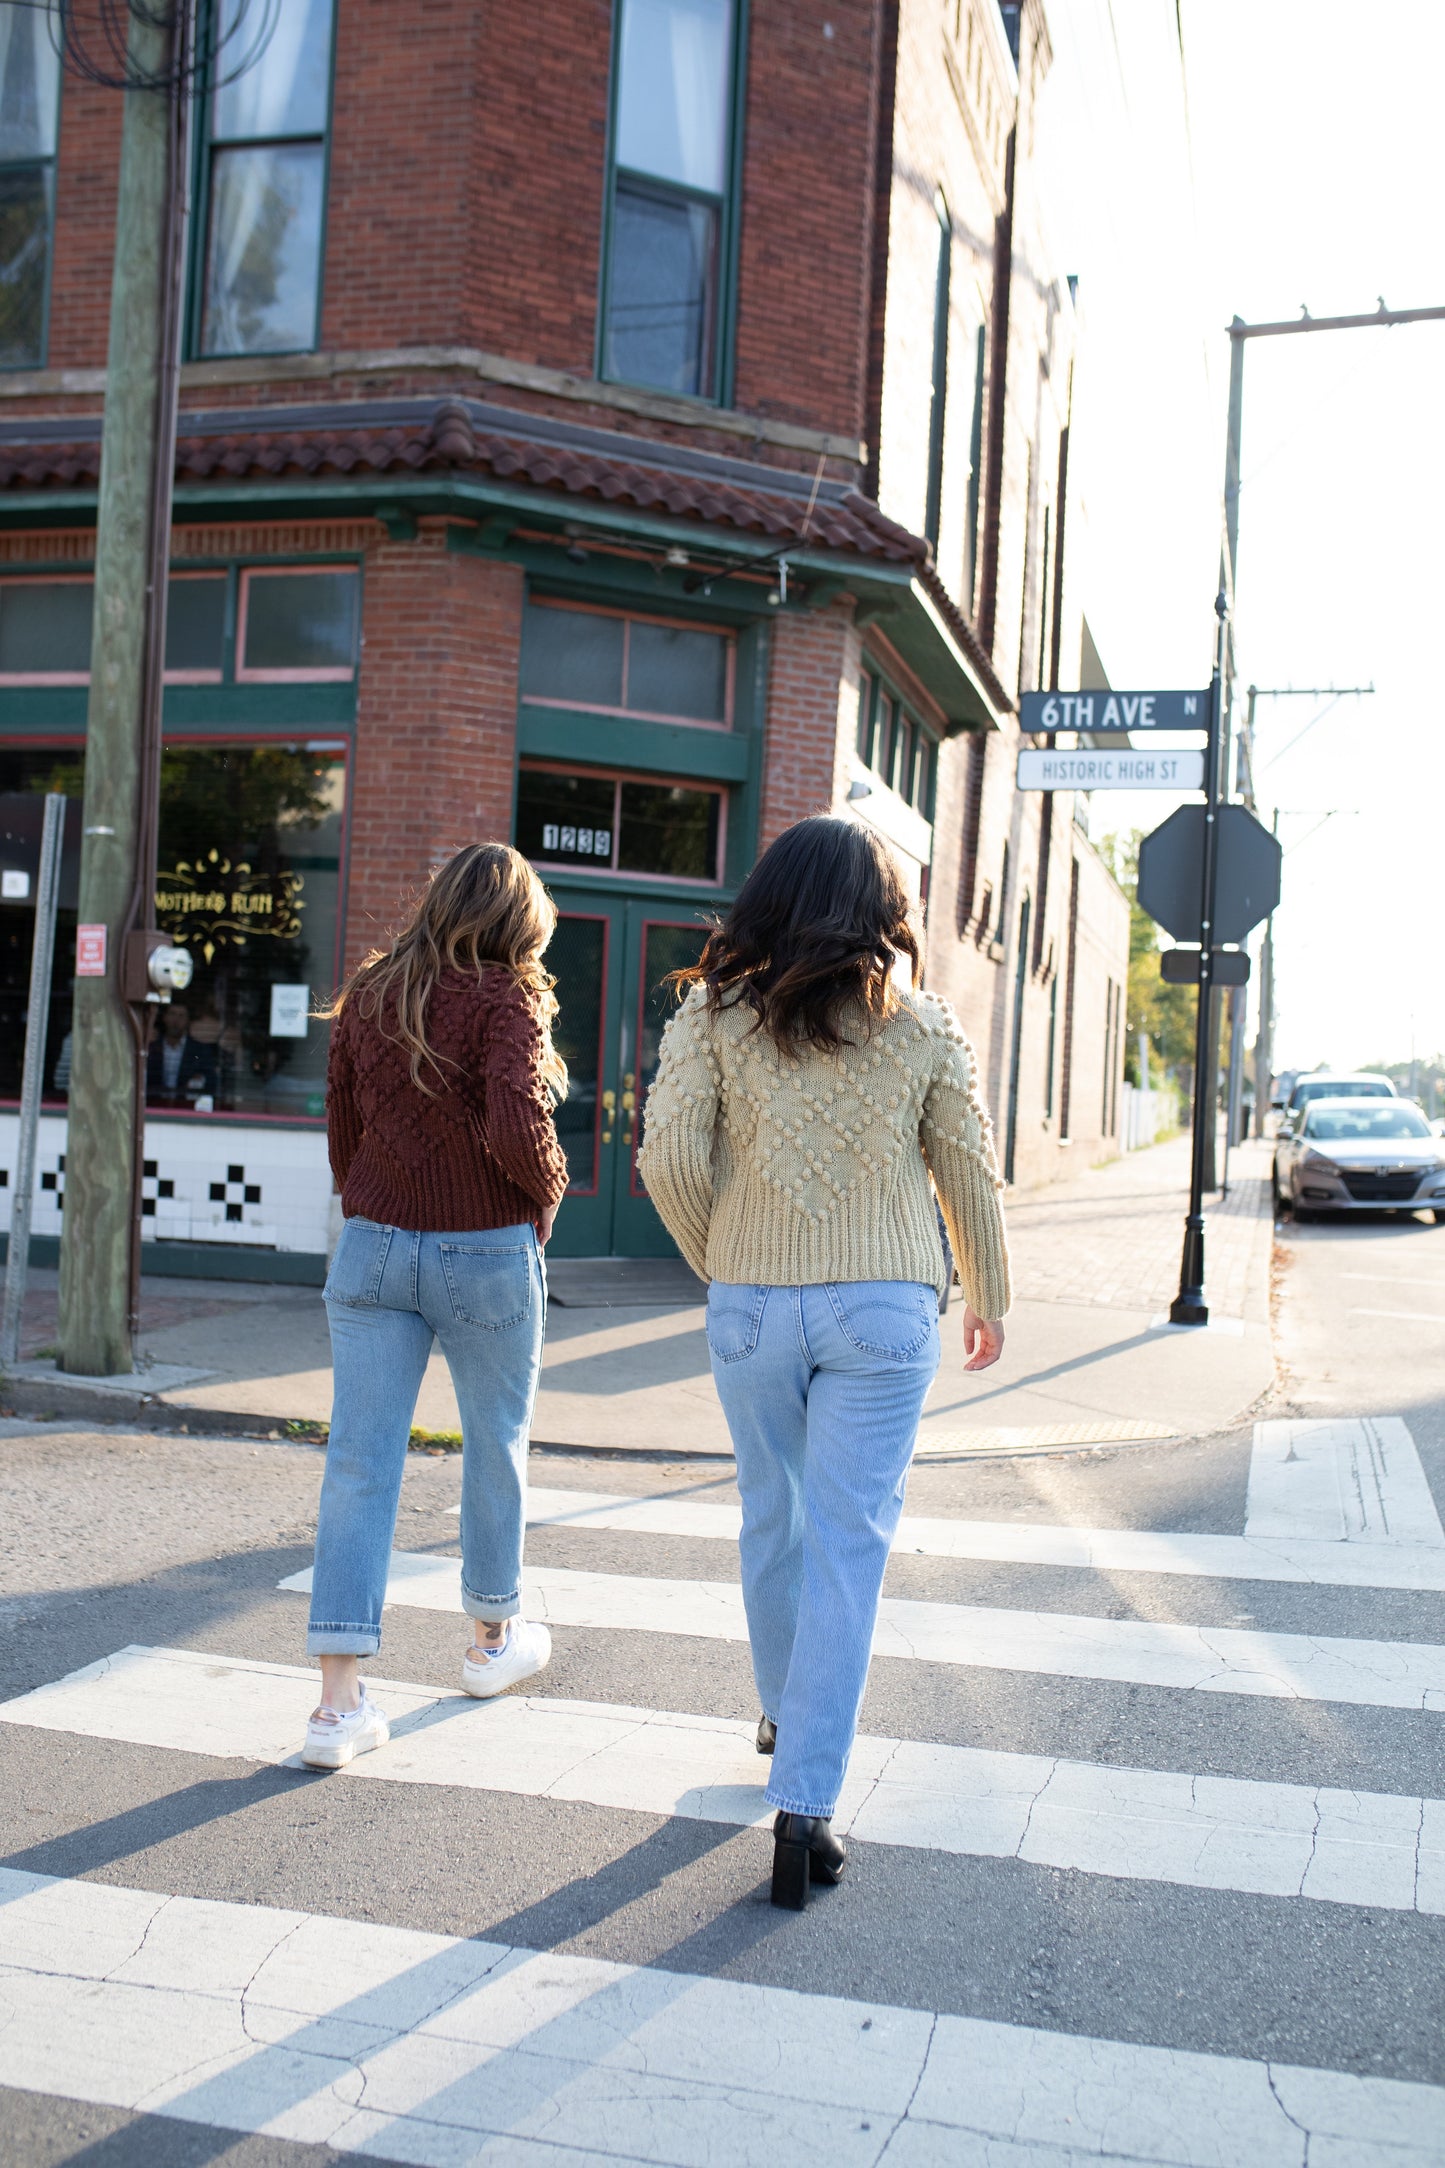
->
[927,1325,1162,1419]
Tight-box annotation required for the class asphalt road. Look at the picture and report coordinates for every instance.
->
[2,1214,1444,2166]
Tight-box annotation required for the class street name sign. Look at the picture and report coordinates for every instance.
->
[1017,748,1204,792]
[1137,804,1282,946]
[1160,948,1250,987]
[1018,690,1208,733]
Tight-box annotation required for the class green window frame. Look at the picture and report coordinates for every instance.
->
[924,192,951,550]
[598,0,746,404]
[0,4,62,371]
[964,320,986,610]
[192,0,337,360]
[854,666,937,822]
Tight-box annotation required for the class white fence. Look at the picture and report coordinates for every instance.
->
[1120,1083,1178,1152]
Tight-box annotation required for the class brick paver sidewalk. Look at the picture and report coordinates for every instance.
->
[1005,1131,1273,1324]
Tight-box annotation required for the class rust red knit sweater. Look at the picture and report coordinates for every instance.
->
[326,965,569,1231]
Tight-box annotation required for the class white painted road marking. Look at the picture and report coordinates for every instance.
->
[278,1552,1445,1712]
[2,1869,1441,2167]
[1351,1307,1445,1326]
[515,1484,1445,1592]
[1245,1417,1445,1548]
[5,1647,1443,1916]
[1343,1274,1445,1289]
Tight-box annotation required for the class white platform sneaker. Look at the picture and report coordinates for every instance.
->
[301,1684,391,1770]
[461,1619,552,1698]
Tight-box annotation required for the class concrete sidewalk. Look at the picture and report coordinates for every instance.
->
[0,1133,1276,1458]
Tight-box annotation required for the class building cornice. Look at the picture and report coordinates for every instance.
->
[0,344,867,467]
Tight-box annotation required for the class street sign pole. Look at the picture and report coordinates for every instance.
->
[1170,593,1229,1326]
[0,793,66,1367]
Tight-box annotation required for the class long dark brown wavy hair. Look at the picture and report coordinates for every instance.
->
[329,842,567,1098]
[673,816,921,1051]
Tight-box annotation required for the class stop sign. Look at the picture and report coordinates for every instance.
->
[1137,805,1282,945]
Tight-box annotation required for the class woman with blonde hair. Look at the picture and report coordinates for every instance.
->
[302,842,569,1768]
[640,817,1010,1908]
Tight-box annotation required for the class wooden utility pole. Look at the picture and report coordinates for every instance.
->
[58,4,191,1378]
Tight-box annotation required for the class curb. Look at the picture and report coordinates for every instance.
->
[1,1374,295,1440]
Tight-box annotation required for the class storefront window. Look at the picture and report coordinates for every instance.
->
[0,741,346,1119]
[0,564,358,686]
[0,749,83,1100]
[520,600,730,725]
[516,764,722,883]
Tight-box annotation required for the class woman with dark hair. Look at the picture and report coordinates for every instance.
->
[639,816,1010,1909]
[302,842,570,1769]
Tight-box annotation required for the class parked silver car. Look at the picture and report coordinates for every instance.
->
[1274,1097,1445,1222]
[1277,1071,1396,1135]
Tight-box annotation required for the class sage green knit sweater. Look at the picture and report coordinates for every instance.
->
[637,984,1011,1316]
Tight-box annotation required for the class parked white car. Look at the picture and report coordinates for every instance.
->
[1273,1097,1445,1222]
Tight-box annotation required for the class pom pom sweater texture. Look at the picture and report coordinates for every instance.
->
[637,984,1011,1315]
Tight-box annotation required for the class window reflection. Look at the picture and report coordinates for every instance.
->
[0,1,61,368]
[604,0,735,398]
[201,0,333,356]
[203,140,326,356]
[0,744,346,1120]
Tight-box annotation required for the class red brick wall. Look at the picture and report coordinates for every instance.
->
[47,72,122,369]
[757,607,857,848]
[39,1,879,448]
[733,3,878,439]
[346,526,521,968]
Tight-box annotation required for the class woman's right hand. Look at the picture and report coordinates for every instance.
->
[962,1307,1004,1371]
[535,1200,559,1246]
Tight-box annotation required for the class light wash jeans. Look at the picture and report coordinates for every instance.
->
[706,1279,940,1818]
[307,1218,546,1656]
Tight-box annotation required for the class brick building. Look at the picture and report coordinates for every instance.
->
[0,0,1126,1277]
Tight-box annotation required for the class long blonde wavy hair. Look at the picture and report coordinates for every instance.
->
[331,843,567,1100]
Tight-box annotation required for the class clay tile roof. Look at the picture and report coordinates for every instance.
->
[0,396,1008,711]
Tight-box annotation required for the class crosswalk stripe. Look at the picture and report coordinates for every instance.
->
[2,1867,1441,2167]
[4,1647,1442,1916]
[278,1553,1445,1713]
[517,1485,1445,1592]
[1245,1418,1445,1547]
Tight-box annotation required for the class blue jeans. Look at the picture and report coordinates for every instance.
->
[706,1280,940,1818]
[307,1218,547,1656]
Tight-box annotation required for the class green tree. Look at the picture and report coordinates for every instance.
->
[1098,830,1197,1086]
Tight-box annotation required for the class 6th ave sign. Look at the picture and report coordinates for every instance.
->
[1018,690,1208,732]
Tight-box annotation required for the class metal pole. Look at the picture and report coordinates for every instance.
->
[58,1,193,1378]
[0,794,67,1368]
[1170,592,1228,1326]
[1255,874,1275,1138]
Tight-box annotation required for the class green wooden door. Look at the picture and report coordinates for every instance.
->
[546,899,707,1257]
[609,910,709,1256]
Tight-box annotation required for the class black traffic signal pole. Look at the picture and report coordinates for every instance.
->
[1170,591,1228,1326]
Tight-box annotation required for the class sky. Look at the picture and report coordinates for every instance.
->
[1033,1,1445,1074]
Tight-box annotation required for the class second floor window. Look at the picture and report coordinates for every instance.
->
[601,0,737,401]
[0,4,60,369]
[199,0,335,357]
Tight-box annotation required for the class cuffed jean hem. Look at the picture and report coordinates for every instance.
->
[766,1785,837,1818]
[462,1585,521,1622]
[306,1624,381,1656]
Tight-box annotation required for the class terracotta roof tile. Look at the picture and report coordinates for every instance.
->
[0,397,1009,711]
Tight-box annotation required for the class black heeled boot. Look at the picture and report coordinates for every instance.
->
[756,1714,776,1755]
[770,1812,846,1909]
